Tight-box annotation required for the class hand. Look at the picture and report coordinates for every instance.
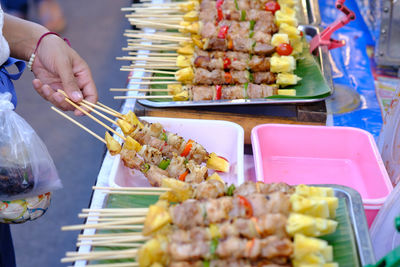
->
[31,34,98,116]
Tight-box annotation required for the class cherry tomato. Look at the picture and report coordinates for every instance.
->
[276,43,293,56]
[218,25,229,39]
[223,57,231,69]
[224,72,232,83]
[217,8,224,22]
[265,1,280,14]
[215,85,222,100]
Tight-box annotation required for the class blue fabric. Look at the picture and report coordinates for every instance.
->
[0,0,41,15]
[0,224,16,267]
[0,57,26,108]
[319,0,382,139]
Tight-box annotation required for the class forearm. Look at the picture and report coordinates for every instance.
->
[3,14,48,61]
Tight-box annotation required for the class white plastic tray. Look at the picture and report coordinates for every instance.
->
[108,117,244,187]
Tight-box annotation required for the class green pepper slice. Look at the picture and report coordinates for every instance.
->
[227,184,236,196]
[158,158,171,170]
[240,10,246,21]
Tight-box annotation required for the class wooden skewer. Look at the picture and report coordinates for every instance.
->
[129,19,185,29]
[127,76,177,80]
[86,217,142,222]
[125,29,185,36]
[128,69,176,75]
[79,235,148,243]
[126,14,185,18]
[81,208,148,213]
[77,101,119,128]
[68,263,138,267]
[62,218,145,231]
[128,52,178,57]
[62,249,138,262]
[95,191,166,196]
[51,107,106,144]
[97,101,123,117]
[65,248,138,257]
[128,81,179,85]
[110,88,171,92]
[78,232,143,240]
[121,65,179,70]
[93,186,169,191]
[77,242,143,248]
[115,95,174,100]
[78,213,145,218]
[116,57,176,62]
[82,100,122,118]
[58,92,126,141]
[125,33,190,41]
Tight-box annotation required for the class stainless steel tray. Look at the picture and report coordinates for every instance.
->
[319,184,376,266]
[135,25,333,108]
[299,0,321,25]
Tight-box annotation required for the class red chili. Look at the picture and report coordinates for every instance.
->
[276,43,293,56]
[215,85,222,100]
[217,8,224,22]
[227,38,234,50]
[223,57,231,69]
[216,0,224,8]
[237,195,253,217]
[265,1,280,14]
[224,72,232,84]
[179,170,189,181]
[181,139,194,157]
[300,31,304,37]
[218,25,229,39]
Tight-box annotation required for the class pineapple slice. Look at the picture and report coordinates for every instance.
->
[124,136,142,152]
[183,10,198,22]
[271,33,290,47]
[278,89,297,96]
[290,194,330,218]
[173,90,189,101]
[117,119,134,136]
[312,197,339,218]
[295,185,334,197]
[277,73,302,86]
[206,153,230,172]
[143,201,172,236]
[279,23,301,40]
[137,236,168,267]
[177,44,195,55]
[287,213,338,237]
[175,67,194,83]
[191,35,204,49]
[176,55,191,68]
[293,234,332,264]
[161,178,193,202]
[275,10,298,27]
[168,84,183,95]
[123,110,144,129]
[207,172,224,183]
[105,132,121,156]
[271,55,296,73]
[178,1,198,12]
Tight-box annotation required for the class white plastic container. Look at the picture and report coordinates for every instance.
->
[109,117,245,187]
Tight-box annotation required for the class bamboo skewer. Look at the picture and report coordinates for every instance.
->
[82,100,122,118]
[93,186,169,191]
[128,52,178,57]
[114,95,174,100]
[117,57,176,62]
[62,220,145,231]
[61,248,138,262]
[78,235,148,243]
[123,43,180,50]
[77,242,143,248]
[69,263,138,267]
[121,65,179,70]
[82,208,149,213]
[126,76,176,80]
[110,88,170,92]
[96,102,123,117]
[78,232,144,240]
[78,213,145,218]
[128,81,179,85]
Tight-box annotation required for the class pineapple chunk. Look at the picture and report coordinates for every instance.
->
[292,39,304,54]
[271,33,290,47]
[295,185,334,197]
[123,110,144,129]
[178,1,198,12]
[287,213,338,237]
[168,84,183,95]
[275,10,298,27]
[105,132,121,156]
[161,178,193,202]
[290,194,330,218]
[175,67,194,83]
[271,55,296,73]
[279,23,301,39]
[293,234,332,264]
[177,44,195,55]
[143,203,172,236]
[278,89,296,96]
[173,90,189,101]
[277,73,302,86]
[124,136,142,152]
[207,172,224,183]
[183,10,198,22]
[179,22,200,34]
[278,0,298,7]
[117,119,134,136]
[137,236,168,267]
[312,197,339,218]
[192,35,204,49]
[209,224,221,239]
[206,153,230,172]
[176,55,191,68]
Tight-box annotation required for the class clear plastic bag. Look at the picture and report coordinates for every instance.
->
[0,92,61,201]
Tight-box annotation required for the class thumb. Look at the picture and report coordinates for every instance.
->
[57,60,83,102]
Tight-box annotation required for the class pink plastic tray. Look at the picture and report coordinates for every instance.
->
[109,117,244,188]
[251,124,393,207]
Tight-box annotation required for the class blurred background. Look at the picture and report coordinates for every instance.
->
[5,0,131,266]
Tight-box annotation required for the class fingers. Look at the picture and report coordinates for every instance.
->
[56,57,83,103]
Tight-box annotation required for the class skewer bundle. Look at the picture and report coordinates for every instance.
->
[114,0,306,101]
[61,181,340,267]
[52,91,230,188]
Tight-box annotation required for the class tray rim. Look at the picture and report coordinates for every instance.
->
[132,25,333,108]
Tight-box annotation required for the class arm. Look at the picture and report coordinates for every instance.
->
[2,14,98,115]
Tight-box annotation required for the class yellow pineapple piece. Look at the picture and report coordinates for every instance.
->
[295,185,334,197]
[176,55,191,68]
[124,136,142,152]
[293,234,332,264]
[315,217,338,235]
[143,202,172,236]
[278,89,296,96]
[192,35,204,49]
[161,178,193,202]
[175,67,194,83]
[123,110,144,129]
[137,236,168,267]
[168,84,183,95]
[172,90,189,101]
[290,194,330,218]
[271,55,296,73]
[287,213,338,237]
[117,119,134,136]
[275,10,298,27]
[105,132,121,156]
[312,197,339,218]
[183,10,198,22]
[178,1,198,12]
[177,44,195,55]
[207,172,224,183]
[277,73,302,86]
[292,39,304,54]
[206,153,230,172]
[278,0,298,7]
[271,33,290,47]
[279,23,301,40]
[209,224,221,239]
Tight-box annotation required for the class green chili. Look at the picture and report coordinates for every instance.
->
[240,10,246,21]
[250,20,256,31]
[249,31,254,38]
[227,184,236,196]
[141,163,150,173]
[234,0,239,10]
[158,158,171,170]
[210,238,219,258]
[160,132,167,141]
[203,261,210,267]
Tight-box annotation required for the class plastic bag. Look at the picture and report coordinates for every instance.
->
[0,92,61,201]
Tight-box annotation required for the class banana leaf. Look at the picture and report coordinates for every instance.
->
[90,195,360,266]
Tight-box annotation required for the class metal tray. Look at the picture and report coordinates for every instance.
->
[299,0,321,25]
[134,25,333,108]
[319,184,376,266]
